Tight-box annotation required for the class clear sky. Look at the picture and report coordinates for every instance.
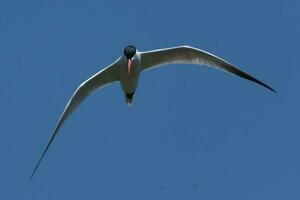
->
[0,0,299,199]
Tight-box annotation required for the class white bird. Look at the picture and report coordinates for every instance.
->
[31,45,275,178]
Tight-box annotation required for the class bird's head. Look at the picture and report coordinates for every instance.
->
[124,45,136,73]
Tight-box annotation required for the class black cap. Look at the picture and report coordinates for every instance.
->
[124,45,136,60]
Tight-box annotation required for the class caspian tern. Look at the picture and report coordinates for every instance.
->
[31,45,276,178]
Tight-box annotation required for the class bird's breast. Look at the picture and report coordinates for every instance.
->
[119,60,141,93]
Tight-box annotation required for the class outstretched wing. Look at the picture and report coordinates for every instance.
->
[140,45,275,92]
[31,59,120,179]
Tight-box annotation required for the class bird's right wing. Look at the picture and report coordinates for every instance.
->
[31,58,121,179]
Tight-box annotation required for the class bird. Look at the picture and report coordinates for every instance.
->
[30,45,276,178]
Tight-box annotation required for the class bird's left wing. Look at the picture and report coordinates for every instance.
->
[140,46,275,92]
[31,59,121,179]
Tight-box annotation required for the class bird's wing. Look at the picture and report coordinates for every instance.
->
[31,59,121,179]
[140,45,275,92]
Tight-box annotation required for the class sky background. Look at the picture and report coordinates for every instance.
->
[0,0,299,199]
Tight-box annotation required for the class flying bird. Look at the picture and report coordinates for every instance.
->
[31,45,276,178]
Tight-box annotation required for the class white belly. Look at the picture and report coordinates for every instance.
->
[119,59,140,94]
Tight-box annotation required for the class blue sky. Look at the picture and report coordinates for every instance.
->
[0,0,299,199]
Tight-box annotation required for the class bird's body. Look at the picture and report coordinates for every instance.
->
[31,45,276,178]
[119,50,141,104]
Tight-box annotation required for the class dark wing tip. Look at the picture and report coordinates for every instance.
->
[251,78,277,94]
[30,141,51,180]
[267,85,277,93]
[30,126,60,180]
[226,65,277,94]
[255,79,277,93]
